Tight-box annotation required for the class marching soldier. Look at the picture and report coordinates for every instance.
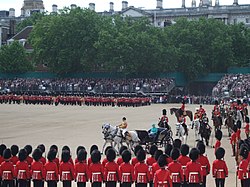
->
[15,149,30,187]
[131,146,143,167]
[177,144,190,187]
[88,145,99,167]
[44,150,59,187]
[146,145,158,187]
[230,125,238,157]
[31,148,44,187]
[1,149,15,187]
[89,150,104,187]
[214,129,222,154]
[37,145,46,166]
[10,145,19,187]
[212,147,228,187]
[74,146,86,165]
[74,149,88,187]
[237,146,250,187]
[116,146,128,166]
[60,151,74,187]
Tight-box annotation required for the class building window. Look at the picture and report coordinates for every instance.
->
[246,18,249,23]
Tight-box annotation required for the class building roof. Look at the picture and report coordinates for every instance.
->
[11,26,33,49]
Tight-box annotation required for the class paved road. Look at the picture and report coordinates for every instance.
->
[0,103,247,187]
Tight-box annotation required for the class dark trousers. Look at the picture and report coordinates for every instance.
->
[106,181,116,187]
[173,183,181,187]
[33,180,43,187]
[135,184,147,187]
[120,182,132,187]
[2,180,14,187]
[26,180,31,187]
[241,179,249,187]
[149,181,153,187]
[188,183,200,187]
[77,182,86,187]
[62,180,71,187]
[215,179,225,187]
[200,176,207,187]
[92,182,102,187]
[17,180,27,187]
[47,181,57,187]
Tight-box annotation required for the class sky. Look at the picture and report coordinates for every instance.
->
[0,0,250,17]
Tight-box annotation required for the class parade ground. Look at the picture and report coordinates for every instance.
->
[0,103,247,187]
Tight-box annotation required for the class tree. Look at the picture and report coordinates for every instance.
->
[0,41,33,73]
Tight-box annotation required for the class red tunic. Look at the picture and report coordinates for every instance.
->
[52,158,60,169]
[118,162,134,183]
[102,158,108,168]
[197,155,210,176]
[168,161,184,183]
[15,161,30,180]
[30,161,44,180]
[177,155,191,176]
[134,162,150,184]
[185,161,203,183]
[131,157,139,166]
[214,140,221,154]
[44,161,59,181]
[26,156,33,167]
[230,132,237,145]
[146,156,156,181]
[40,157,46,165]
[88,163,104,183]
[245,123,249,134]
[104,161,119,182]
[74,161,88,182]
[153,168,173,187]
[212,159,228,179]
[10,156,19,166]
[236,129,241,140]
[0,156,4,165]
[0,161,15,180]
[59,162,74,181]
[238,159,249,180]
[116,158,123,166]
[87,158,92,167]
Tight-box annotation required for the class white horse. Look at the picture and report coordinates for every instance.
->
[176,122,188,144]
[193,119,201,141]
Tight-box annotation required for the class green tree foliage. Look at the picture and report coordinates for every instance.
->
[16,13,45,32]
[0,41,33,73]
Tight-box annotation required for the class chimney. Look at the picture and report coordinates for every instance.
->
[202,0,210,6]
[122,1,128,10]
[156,0,163,9]
[192,0,196,7]
[182,0,186,8]
[52,4,58,13]
[109,2,114,12]
[70,4,77,9]
[233,0,238,5]
[89,3,95,11]
[215,0,219,6]
[9,8,15,17]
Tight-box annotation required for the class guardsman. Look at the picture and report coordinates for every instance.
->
[88,145,99,167]
[199,105,206,117]
[1,149,15,187]
[151,150,163,181]
[10,145,19,168]
[177,144,190,187]
[15,149,30,187]
[245,117,249,139]
[24,145,33,168]
[196,142,210,187]
[214,129,222,154]
[153,154,173,187]
[160,109,169,129]
[146,145,158,187]
[37,144,46,166]
[44,150,59,187]
[185,148,203,187]
[236,120,242,141]
[104,148,119,187]
[31,148,44,187]
[168,148,184,187]
[74,149,88,187]
[134,149,150,187]
[116,146,128,166]
[61,146,74,166]
[89,150,104,187]
[237,146,250,187]
[212,147,228,187]
[131,146,143,167]
[118,150,134,187]
[102,146,113,168]
[49,145,60,169]
[74,146,86,165]
[60,150,74,187]
[164,144,173,166]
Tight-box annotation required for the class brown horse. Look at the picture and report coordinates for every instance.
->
[170,108,193,122]
[212,115,222,132]
[225,112,235,137]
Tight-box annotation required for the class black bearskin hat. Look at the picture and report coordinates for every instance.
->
[171,148,180,160]
[104,146,113,156]
[3,148,11,159]
[154,150,163,161]
[106,148,116,162]
[215,129,222,141]
[180,144,190,156]
[77,149,87,162]
[189,148,199,161]
[90,145,99,154]
[49,145,58,152]
[136,149,146,162]
[237,100,242,105]
[240,146,249,159]
[32,148,42,162]
[62,145,70,152]
[76,146,86,155]
[215,147,225,159]
[162,109,167,115]
[165,144,173,156]
[233,125,238,133]
[246,116,249,123]
[236,120,242,129]
[122,150,131,163]
[91,150,101,164]
[149,145,158,156]
[47,150,56,162]
[158,154,167,167]
[11,145,19,157]
[61,150,71,163]
[119,146,128,156]
[214,100,219,105]
[134,145,143,155]
[37,144,45,153]
[173,139,182,149]
[24,145,32,155]
[197,142,205,155]
[0,144,7,156]
[18,149,27,162]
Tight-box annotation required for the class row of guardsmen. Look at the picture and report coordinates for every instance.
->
[0,140,249,187]
[0,94,151,107]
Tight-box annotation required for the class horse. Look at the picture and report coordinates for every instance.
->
[225,112,235,137]
[175,122,188,144]
[158,119,171,130]
[170,108,193,123]
[193,119,201,141]
[199,120,212,146]
[212,115,222,131]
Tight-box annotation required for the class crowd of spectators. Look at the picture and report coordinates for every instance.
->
[212,74,250,98]
[0,78,175,94]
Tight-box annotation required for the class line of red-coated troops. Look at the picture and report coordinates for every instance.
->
[0,94,151,107]
[1,137,250,187]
